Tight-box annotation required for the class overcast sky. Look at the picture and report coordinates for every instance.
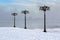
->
[0,0,60,29]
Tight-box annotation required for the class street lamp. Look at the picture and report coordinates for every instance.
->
[22,10,29,29]
[11,13,18,28]
[39,5,50,32]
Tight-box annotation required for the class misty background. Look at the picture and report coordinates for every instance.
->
[0,0,60,29]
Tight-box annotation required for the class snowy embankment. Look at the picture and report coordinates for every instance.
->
[0,27,60,40]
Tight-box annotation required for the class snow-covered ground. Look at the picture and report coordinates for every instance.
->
[0,27,60,40]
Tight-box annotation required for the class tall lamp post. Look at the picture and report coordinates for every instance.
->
[39,5,50,32]
[11,13,18,28]
[22,10,29,29]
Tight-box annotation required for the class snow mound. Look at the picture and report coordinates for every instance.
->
[0,27,60,40]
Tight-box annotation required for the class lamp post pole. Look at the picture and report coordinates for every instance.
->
[40,5,50,32]
[12,13,17,28]
[44,11,46,32]
[22,10,29,29]
[25,13,27,29]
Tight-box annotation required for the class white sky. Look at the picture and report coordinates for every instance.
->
[0,0,60,29]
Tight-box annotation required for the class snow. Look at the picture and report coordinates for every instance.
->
[0,27,60,40]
